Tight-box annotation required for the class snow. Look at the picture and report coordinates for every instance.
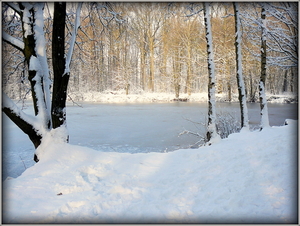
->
[33,3,52,115]
[67,91,297,104]
[28,56,39,71]
[22,6,33,38]
[35,125,69,160]
[3,117,297,223]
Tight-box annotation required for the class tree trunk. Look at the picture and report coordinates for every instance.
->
[234,2,249,128]
[282,70,288,93]
[204,3,220,143]
[51,2,69,130]
[173,48,181,99]
[249,71,256,102]
[185,40,192,95]
[149,36,155,92]
[259,5,270,129]
[290,68,295,93]
[140,45,146,90]
[227,82,232,102]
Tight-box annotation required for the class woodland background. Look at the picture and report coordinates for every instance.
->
[3,2,298,102]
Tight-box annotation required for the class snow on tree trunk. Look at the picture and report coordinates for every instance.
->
[2,2,82,162]
[234,2,249,129]
[203,3,220,143]
[259,5,270,129]
[21,3,51,130]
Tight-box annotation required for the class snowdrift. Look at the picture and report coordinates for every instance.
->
[2,120,298,223]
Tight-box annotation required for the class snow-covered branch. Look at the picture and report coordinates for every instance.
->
[2,31,24,52]
[2,92,37,130]
[65,2,82,75]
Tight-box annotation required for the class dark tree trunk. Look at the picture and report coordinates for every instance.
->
[51,2,69,130]
[260,6,267,99]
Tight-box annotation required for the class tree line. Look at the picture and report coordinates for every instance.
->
[3,2,298,102]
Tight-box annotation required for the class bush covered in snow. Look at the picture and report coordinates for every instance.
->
[216,110,241,139]
[180,110,242,147]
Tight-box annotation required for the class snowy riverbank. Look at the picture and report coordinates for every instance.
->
[67,90,298,104]
[3,119,297,223]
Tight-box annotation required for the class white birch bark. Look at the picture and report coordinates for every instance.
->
[203,3,220,143]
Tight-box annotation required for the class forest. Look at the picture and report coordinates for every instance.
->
[3,2,298,102]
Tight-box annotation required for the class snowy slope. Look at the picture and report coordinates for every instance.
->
[2,120,297,223]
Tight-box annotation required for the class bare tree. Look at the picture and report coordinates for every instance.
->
[2,2,82,162]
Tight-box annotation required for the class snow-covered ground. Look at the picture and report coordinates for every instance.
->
[2,118,298,223]
[68,90,298,104]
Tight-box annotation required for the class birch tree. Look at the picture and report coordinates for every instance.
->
[203,3,220,143]
[2,2,82,162]
[259,4,270,129]
[233,2,249,129]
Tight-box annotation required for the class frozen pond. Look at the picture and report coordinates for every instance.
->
[67,102,298,152]
[2,101,298,180]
